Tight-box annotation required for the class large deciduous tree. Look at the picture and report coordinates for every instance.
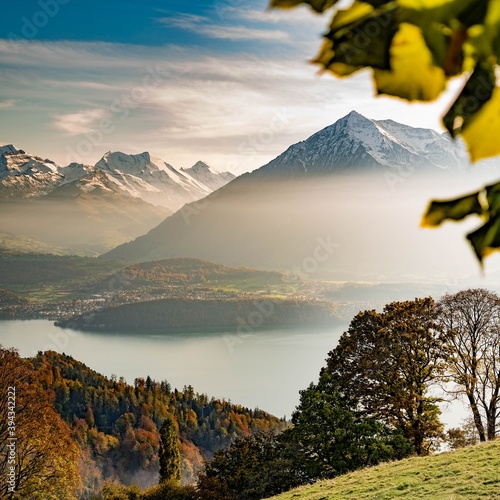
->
[270,0,500,263]
[438,288,500,441]
[324,297,446,455]
[0,346,81,499]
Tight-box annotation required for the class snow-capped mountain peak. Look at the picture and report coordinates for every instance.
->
[96,151,164,175]
[93,150,214,208]
[182,161,236,191]
[188,160,212,172]
[58,162,94,185]
[258,111,468,175]
[0,144,20,156]
[0,144,62,198]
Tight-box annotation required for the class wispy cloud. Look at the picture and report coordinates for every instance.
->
[199,25,289,41]
[53,108,110,135]
[44,80,117,91]
[158,14,289,42]
[0,38,459,172]
[0,99,17,109]
[215,6,330,29]
[0,40,156,71]
[158,13,206,30]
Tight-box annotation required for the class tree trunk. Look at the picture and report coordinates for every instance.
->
[467,394,486,442]
[413,398,424,455]
[486,404,497,441]
[413,429,423,456]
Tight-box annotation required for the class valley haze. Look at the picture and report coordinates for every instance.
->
[104,111,500,288]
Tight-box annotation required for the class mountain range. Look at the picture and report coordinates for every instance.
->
[0,146,234,255]
[0,146,234,210]
[104,111,478,281]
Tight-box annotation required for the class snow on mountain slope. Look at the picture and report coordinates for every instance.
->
[375,118,466,168]
[0,146,235,211]
[49,169,126,197]
[0,144,63,198]
[93,151,230,210]
[258,111,468,175]
[182,161,236,191]
[58,162,94,185]
[0,145,19,157]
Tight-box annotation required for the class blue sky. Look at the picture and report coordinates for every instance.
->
[0,0,463,172]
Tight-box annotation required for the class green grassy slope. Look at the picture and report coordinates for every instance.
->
[268,441,500,500]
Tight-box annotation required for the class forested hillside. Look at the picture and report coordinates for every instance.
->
[0,288,29,318]
[0,288,28,306]
[94,258,290,291]
[0,250,122,289]
[56,298,339,331]
[30,351,287,496]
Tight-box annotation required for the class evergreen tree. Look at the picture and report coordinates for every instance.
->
[197,431,301,500]
[289,373,413,481]
[159,416,181,484]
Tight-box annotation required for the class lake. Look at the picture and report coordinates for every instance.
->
[0,319,345,419]
[0,319,468,426]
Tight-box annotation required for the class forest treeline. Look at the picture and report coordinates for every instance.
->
[94,258,289,290]
[0,252,290,294]
[1,289,499,499]
[56,298,338,332]
[0,349,286,498]
[0,250,121,287]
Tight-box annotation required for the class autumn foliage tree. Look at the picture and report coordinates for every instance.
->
[270,0,500,262]
[0,347,81,499]
[324,298,446,455]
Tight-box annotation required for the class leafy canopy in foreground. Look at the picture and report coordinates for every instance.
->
[269,0,500,263]
[324,297,445,455]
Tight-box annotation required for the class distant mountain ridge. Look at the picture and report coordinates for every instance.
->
[0,145,235,211]
[0,145,236,255]
[182,161,236,191]
[257,110,468,176]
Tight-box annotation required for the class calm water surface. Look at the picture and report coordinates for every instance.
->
[0,320,346,418]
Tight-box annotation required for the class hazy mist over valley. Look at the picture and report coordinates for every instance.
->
[108,170,500,284]
[106,113,500,290]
